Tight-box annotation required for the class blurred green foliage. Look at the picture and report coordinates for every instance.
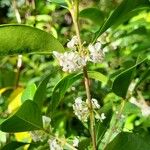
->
[0,0,150,150]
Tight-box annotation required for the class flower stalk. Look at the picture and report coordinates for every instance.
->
[68,1,97,149]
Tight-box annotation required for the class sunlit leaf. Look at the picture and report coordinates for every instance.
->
[21,83,37,103]
[0,24,64,56]
[93,0,150,42]
[8,87,24,113]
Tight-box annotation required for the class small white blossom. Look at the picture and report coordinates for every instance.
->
[42,116,51,129]
[73,137,79,147]
[73,97,89,122]
[48,138,63,150]
[101,113,106,120]
[95,113,106,122]
[67,36,79,50]
[17,55,22,68]
[53,51,87,73]
[91,98,100,109]
[88,42,104,63]
[30,131,44,142]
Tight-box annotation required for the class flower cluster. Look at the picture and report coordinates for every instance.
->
[73,97,106,122]
[48,138,63,150]
[53,51,87,73]
[30,130,46,142]
[95,113,106,122]
[53,36,104,73]
[73,97,89,122]
[88,42,104,63]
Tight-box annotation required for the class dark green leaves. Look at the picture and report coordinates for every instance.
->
[0,100,43,132]
[93,0,150,42]
[33,74,50,109]
[112,59,146,98]
[0,24,64,56]
[80,8,104,25]
[105,132,150,150]
[1,141,28,150]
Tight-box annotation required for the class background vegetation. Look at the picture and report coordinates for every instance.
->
[0,0,150,150]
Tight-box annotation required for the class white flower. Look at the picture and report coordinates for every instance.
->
[42,116,51,129]
[67,36,78,50]
[73,137,79,147]
[88,42,104,63]
[91,98,100,109]
[48,138,63,150]
[101,113,106,120]
[53,51,87,73]
[30,131,44,142]
[95,113,106,122]
[17,55,22,68]
[73,97,89,122]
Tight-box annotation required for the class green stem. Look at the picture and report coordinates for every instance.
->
[68,1,97,149]
[13,0,22,89]
[83,66,97,150]
[70,0,82,52]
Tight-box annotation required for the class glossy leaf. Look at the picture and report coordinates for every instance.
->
[0,24,64,56]
[112,59,146,98]
[93,0,150,42]
[33,74,50,109]
[0,100,43,132]
[88,71,108,84]
[105,132,150,150]
[21,83,37,103]
[1,141,28,150]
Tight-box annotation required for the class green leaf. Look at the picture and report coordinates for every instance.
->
[93,0,150,42]
[21,83,37,103]
[49,0,66,4]
[33,74,50,109]
[78,138,90,150]
[1,141,28,150]
[134,67,150,90]
[80,8,104,25]
[0,24,64,56]
[88,71,108,84]
[112,59,146,98]
[48,71,107,114]
[0,100,43,132]
[123,102,141,115]
[105,132,150,150]
[48,73,82,114]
